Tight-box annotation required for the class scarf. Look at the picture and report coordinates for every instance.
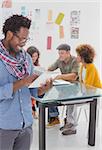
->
[0,40,29,79]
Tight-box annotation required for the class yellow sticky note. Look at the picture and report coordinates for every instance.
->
[48,10,52,22]
[59,25,64,39]
[55,13,64,25]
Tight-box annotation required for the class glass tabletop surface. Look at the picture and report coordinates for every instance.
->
[32,83,102,103]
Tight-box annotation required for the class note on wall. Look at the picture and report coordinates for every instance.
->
[70,10,80,26]
[2,0,12,8]
[48,9,53,22]
[71,27,79,39]
[59,25,64,39]
[47,36,52,50]
[70,10,80,39]
[21,6,27,16]
[28,10,33,20]
[55,12,64,25]
[35,9,40,20]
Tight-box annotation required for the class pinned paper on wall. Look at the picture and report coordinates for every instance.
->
[55,13,64,25]
[70,10,80,26]
[59,25,64,39]
[35,9,40,20]
[28,11,33,20]
[2,0,12,8]
[71,27,79,39]
[48,9,53,22]
[70,10,80,39]
[2,8,12,20]
[46,22,54,31]
[21,6,27,16]
[47,36,52,50]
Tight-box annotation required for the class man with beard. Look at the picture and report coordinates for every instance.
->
[0,15,52,150]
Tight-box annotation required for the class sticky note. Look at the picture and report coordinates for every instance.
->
[48,10,53,22]
[2,0,12,8]
[55,13,64,25]
[21,6,26,16]
[47,36,52,50]
[59,25,64,38]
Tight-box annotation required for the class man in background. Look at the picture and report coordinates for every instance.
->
[47,44,79,135]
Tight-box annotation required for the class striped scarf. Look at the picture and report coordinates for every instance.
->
[0,40,29,79]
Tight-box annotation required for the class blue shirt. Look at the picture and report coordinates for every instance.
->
[0,49,38,130]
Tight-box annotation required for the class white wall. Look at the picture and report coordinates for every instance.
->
[0,0,101,78]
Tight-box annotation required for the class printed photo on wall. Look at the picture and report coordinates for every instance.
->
[70,10,80,26]
[71,27,79,39]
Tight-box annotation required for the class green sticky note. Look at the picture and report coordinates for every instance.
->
[55,13,64,25]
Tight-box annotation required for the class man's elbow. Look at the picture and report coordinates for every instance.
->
[72,74,78,81]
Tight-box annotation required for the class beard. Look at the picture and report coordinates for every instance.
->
[8,43,20,55]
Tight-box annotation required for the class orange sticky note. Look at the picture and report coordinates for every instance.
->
[55,13,64,25]
[48,10,52,22]
[59,25,64,39]
[47,36,52,50]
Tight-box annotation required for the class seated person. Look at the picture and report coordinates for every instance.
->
[76,44,102,88]
[61,44,102,135]
[47,44,79,136]
[27,46,40,119]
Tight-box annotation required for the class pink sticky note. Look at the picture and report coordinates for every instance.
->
[2,0,12,8]
[47,36,52,50]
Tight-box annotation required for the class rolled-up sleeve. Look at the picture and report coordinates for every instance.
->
[29,88,38,99]
[29,88,45,99]
[0,83,13,101]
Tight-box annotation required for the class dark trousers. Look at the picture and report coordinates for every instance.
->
[0,126,33,150]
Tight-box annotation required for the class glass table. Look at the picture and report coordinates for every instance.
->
[31,82,102,150]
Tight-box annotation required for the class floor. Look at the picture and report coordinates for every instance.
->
[31,100,102,150]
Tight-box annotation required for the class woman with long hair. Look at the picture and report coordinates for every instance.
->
[27,46,40,118]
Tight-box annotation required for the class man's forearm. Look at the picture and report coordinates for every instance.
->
[13,74,39,93]
[57,73,78,81]
[13,80,24,93]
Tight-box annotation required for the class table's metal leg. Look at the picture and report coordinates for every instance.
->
[48,106,50,122]
[88,98,97,146]
[39,102,46,150]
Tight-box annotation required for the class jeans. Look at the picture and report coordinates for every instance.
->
[48,106,59,122]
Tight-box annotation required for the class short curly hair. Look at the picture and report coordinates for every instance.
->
[2,14,31,37]
[76,44,95,63]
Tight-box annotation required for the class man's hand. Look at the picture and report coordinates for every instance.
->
[23,74,39,86]
[38,78,53,96]
[13,74,39,93]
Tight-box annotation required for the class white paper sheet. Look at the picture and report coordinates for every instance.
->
[29,71,60,88]
[53,79,73,86]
